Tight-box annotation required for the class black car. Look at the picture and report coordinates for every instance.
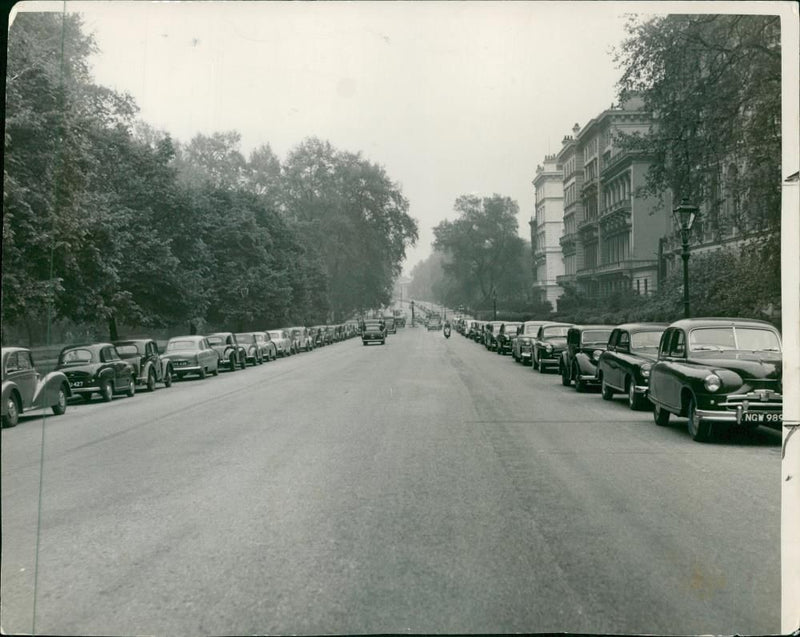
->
[558,325,614,392]
[362,320,386,345]
[532,322,572,373]
[207,332,247,371]
[56,343,136,402]
[114,339,174,391]
[496,323,522,355]
[596,323,668,410]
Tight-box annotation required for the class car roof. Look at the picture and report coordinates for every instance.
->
[612,322,670,332]
[1,347,30,356]
[668,317,780,330]
[168,335,205,341]
[569,325,616,331]
[59,343,111,352]
[114,339,151,345]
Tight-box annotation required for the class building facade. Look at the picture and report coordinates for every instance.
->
[556,124,584,291]
[531,154,565,308]
[572,98,672,299]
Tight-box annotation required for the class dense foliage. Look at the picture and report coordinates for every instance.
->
[2,13,417,344]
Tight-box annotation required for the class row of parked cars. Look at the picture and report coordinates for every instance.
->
[457,316,783,442]
[1,323,362,428]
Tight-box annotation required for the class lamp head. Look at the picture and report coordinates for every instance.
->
[673,198,698,231]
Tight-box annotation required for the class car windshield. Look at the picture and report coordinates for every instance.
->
[364,322,382,329]
[167,339,198,351]
[542,326,569,338]
[524,324,541,334]
[268,331,282,339]
[505,325,521,335]
[59,349,94,365]
[581,330,612,346]
[235,334,253,342]
[115,344,141,356]
[688,327,782,352]
[207,336,225,345]
[630,331,664,351]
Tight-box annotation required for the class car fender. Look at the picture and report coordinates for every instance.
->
[31,371,71,407]
[2,381,22,415]
[574,352,597,375]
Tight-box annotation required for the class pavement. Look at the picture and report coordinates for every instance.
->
[1,327,781,635]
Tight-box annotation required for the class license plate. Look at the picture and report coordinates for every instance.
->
[741,412,782,424]
[71,381,83,388]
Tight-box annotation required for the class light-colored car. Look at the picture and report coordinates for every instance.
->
[162,335,220,379]
[268,330,293,357]
[2,347,71,428]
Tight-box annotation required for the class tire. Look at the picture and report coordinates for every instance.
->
[538,357,548,373]
[687,396,713,442]
[627,378,646,411]
[239,355,246,370]
[561,363,571,386]
[52,385,68,415]
[101,379,113,402]
[126,376,136,398]
[574,365,586,392]
[164,367,173,387]
[653,402,670,426]
[229,354,237,371]
[146,369,156,392]
[600,376,614,400]
[211,363,219,376]
[363,341,367,346]
[199,366,207,380]
[3,395,20,428]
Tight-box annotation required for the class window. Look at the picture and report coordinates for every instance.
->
[668,330,686,357]
[18,352,33,370]
[5,353,19,373]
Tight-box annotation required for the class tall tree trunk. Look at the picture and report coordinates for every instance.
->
[108,316,119,341]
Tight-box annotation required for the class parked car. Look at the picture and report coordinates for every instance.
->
[255,331,278,361]
[647,318,783,442]
[163,335,220,379]
[496,322,522,355]
[558,325,614,391]
[114,339,174,391]
[268,330,293,357]
[512,321,547,364]
[362,319,386,345]
[2,347,71,428]
[532,322,572,372]
[56,343,136,402]
[235,333,266,365]
[310,327,325,348]
[596,323,668,410]
[383,316,397,334]
[207,332,247,371]
[483,321,506,351]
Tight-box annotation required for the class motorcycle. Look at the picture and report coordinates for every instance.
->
[443,325,451,339]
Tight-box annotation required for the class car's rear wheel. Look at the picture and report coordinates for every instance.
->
[239,355,246,370]
[164,368,173,387]
[52,385,68,415]
[653,402,670,426]
[211,363,219,376]
[600,376,614,400]
[574,365,586,392]
[199,366,207,380]
[687,396,712,442]
[560,364,571,386]
[126,376,136,397]
[229,354,237,370]
[101,379,113,402]
[3,395,20,428]
[146,369,156,392]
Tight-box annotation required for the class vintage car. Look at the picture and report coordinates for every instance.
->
[284,327,304,354]
[56,343,136,402]
[427,315,442,331]
[558,325,614,391]
[648,318,783,442]
[162,335,219,379]
[596,323,668,410]
[362,320,386,345]
[207,332,247,371]
[532,322,573,372]
[483,321,506,351]
[512,321,547,364]
[114,339,174,391]
[256,331,278,361]
[495,322,522,355]
[383,316,397,334]
[310,326,325,348]
[268,329,293,357]
[2,347,71,427]
[235,333,266,365]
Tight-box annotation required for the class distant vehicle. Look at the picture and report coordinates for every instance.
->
[268,330,293,357]
[648,318,783,442]
[162,335,220,380]
[383,316,397,334]
[114,339,174,391]
[596,323,668,410]
[496,323,522,355]
[427,315,442,331]
[512,321,547,364]
[362,320,386,345]
[56,343,136,402]
[2,347,71,428]
[207,333,247,371]
[235,332,266,365]
[532,323,573,372]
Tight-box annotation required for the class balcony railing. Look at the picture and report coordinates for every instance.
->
[592,259,658,275]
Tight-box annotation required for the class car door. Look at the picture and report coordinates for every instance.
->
[651,329,685,412]
[104,346,126,390]
[10,351,38,409]
[610,330,629,390]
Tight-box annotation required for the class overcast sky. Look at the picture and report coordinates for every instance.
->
[13,1,794,274]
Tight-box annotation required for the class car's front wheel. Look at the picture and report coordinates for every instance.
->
[164,368,173,387]
[126,376,136,398]
[653,402,670,426]
[52,385,68,415]
[627,378,646,410]
[574,365,586,392]
[146,369,156,392]
[600,376,614,400]
[229,354,237,371]
[3,395,20,428]
[687,396,713,442]
[101,379,114,402]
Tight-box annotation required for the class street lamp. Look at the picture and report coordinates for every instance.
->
[672,198,698,318]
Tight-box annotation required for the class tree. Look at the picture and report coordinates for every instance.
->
[433,194,524,311]
[614,14,781,234]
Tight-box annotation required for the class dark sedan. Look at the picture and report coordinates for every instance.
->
[532,322,572,373]
[596,323,668,410]
[56,343,136,402]
[362,320,386,345]
[558,325,614,392]
[647,318,782,442]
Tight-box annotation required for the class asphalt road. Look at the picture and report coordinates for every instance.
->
[1,326,782,635]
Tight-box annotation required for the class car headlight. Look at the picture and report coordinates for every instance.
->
[545,344,553,352]
[640,363,652,378]
[704,373,722,392]
[592,349,603,362]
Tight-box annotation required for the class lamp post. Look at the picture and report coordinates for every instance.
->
[672,198,698,318]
